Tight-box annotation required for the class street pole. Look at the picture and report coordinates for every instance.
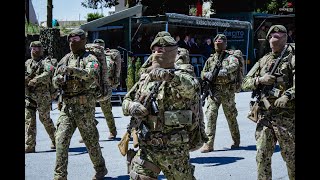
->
[47,0,53,27]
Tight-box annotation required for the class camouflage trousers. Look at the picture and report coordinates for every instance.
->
[204,89,240,148]
[99,98,116,133]
[54,94,106,179]
[130,143,195,180]
[255,109,295,180]
[25,92,56,149]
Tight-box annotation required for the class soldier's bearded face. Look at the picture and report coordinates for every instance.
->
[269,32,287,53]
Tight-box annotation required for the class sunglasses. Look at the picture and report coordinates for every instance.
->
[69,36,81,42]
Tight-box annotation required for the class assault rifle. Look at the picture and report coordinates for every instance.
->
[251,44,289,111]
[118,80,161,156]
[57,68,67,111]
[200,52,225,106]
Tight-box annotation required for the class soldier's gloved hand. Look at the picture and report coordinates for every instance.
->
[204,72,214,81]
[258,74,276,85]
[128,101,149,118]
[28,78,37,87]
[274,95,289,108]
[25,76,31,84]
[218,68,227,76]
[149,68,174,81]
[58,65,73,75]
[55,74,65,86]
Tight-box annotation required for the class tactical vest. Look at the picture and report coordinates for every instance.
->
[60,53,87,96]
[139,69,206,150]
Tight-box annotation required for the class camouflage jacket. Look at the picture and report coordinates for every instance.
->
[25,57,55,96]
[201,50,240,85]
[241,45,295,108]
[123,68,201,134]
[52,51,100,96]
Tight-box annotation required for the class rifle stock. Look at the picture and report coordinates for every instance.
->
[118,131,131,156]
[132,128,139,148]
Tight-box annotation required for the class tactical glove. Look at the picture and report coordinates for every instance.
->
[149,68,175,81]
[25,76,31,84]
[274,95,289,108]
[218,68,227,76]
[128,101,149,118]
[204,72,214,81]
[258,74,276,85]
[28,78,37,87]
[55,74,66,86]
[58,65,73,75]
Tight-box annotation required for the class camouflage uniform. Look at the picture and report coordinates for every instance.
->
[52,29,107,180]
[242,25,295,180]
[25,41,56,152]
[122,32,199,180]
[200,34,241,152]
[93,39,122,139]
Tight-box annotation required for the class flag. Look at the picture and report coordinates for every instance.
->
[196,0,203,17]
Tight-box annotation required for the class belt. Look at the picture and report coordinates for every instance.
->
[62,94,88,105]
[143,130,189,147]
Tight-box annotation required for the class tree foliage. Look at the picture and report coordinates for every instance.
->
[86,12,105,22]
[212,0,295,14]
[81,0,119,9]
[126,56,135,90]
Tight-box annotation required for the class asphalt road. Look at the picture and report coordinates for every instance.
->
[25,91,289,180]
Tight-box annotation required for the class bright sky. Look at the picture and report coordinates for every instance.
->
[32,0,115,23]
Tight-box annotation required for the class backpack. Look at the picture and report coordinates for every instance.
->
[226,49,245,93]
[85,43,110,101]
[105,49,122,88]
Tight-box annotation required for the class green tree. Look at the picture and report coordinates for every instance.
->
[86,12,105,22]
[126,56,135,90]
[81,0,119,9]
[135,57,142,82]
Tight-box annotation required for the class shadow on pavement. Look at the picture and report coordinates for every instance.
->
[215,144,280,153]
[96,116,107,119]
[190,156,244,166]
[68,146,104,155]
[99,137,121,142]
[102,174,166,179]
[35,149,56,153]
[104,175,129,179]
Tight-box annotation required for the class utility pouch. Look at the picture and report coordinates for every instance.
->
[164,110,192,126]
[79,95,87,105]
[126,148,137,174]
[247,101,259,123]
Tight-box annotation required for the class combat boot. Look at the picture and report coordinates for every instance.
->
[200,143,213,153]
[92,167,108,180]
[25,147,35,153]
[51,141,56,149]
[108,130,117,140]
[231,142,240,149]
